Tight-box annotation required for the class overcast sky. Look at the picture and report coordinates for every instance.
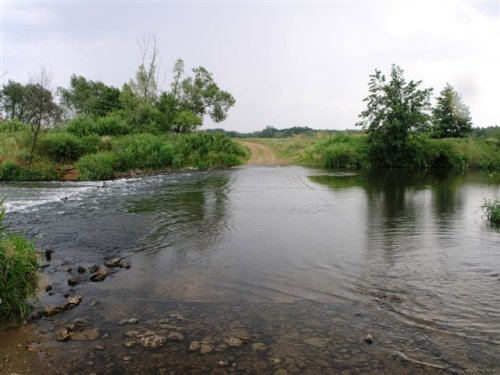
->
[1,0,499,131]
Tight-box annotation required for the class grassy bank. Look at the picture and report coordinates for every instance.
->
[0,122,246,181]
[250,133,500,172]
[0,205,38,322]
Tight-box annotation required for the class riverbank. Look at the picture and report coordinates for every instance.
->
[240,134,500,171]
[0,130,247,182]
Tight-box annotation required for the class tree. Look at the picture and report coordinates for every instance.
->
[180,66,235,123]
[25,67,60,162]
[129,35,160,104]
[432,83,472,138]
[0,80,28,121]
[58,75,121,117]
[357,65,433,167]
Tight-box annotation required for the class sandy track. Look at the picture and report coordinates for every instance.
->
[238,141,283,166]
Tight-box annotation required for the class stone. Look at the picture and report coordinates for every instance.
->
[274,369,288,375]
[128,318,139,324]
[364,333,374,344]
[215,344,228,352]
[139,334,166,349]
[68,277,80,287]
[304,337,328,348]
[126,330,140,338]
[45,249,54,261]
[45,285,53,292]
[90,300,99,307]
[226,337,243,347]
[104,257,122,268]
[45,305,63,317]
[120,261,131,269]
[90,268,109,282]
[124,341,135,348]
[251,342,268,352]
[200,343,214,354]
[167,332,184,342]
[71,328,100,341]
[55,328,71,342]
[122,356,132,362]
[118,319,129,325]
[94,344,105,350]
[89,264,100,274]
[67,295,82,306]
[189,341,201,352]
[77,266,86,273]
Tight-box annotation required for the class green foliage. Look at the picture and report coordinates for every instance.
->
[482,199,500,226]
[94,114,131,136]
[58,75,121,117]
[0,119,29,133]
[357,65,433,168]
[0,204,38,320]
[65,115,97,137]
[304,134,369,169]
[0,161,20,180]
[112,134,174,170]
[432,83,472,138]
[37,132,84,161]
[0,160,57,181]
[77,152,117,180]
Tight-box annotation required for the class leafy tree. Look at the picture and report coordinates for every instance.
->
[1,80,28,121]
[357,65,432,167]
[180,66,235,123]
[24,68,60,162]
[58,75,120,117]
[432,83,472,138]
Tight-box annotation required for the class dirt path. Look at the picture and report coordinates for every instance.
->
[238,141,285,166]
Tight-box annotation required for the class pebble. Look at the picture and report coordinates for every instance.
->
[167,332,184,342]
[251,342,268,352]
[90,268,109,282]
[77,266,86,273]
[189,341,201,352]
[67,277,80,286]
[364,333,374,344]
[200,343,214,354]
[226,337,243,347]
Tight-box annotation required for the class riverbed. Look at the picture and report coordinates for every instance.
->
[1,166,499,374]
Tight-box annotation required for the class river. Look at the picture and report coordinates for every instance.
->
[1,166,499,374]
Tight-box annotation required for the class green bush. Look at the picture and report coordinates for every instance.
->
[66,115,97,137]
[0,205,38,320]
[112,134,174,170]
[94,114,131,136]
[77,152,117,180]
[0,161,20,180]
[482,199,500,226]
[304,134,368,169]
[37,132,83,162]
[0,119,29,133]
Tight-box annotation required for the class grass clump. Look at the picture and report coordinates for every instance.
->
[482,199,500,226]
[304,134,369,169]
[0,204,38,321]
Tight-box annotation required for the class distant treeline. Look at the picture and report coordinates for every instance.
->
[207,126,363,138]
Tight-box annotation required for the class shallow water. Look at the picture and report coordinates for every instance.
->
[1,167,499,374]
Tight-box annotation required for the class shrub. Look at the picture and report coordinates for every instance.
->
[94,114,131,136]
[37,132,83,162]
[0,119,29,133]
[482,199,500,226]
[0,204,38,320]
[304,134,368,169]
[77,152,117,180]
[66,116,97,137]
[112,134,174,170]
[0,161,20,180]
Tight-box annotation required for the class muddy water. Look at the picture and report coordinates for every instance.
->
[0,167,499,374]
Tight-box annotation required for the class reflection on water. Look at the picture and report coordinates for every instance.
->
[0,167,499,374]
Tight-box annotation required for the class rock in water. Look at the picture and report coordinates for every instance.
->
[139,334,166,349]
[77,266,86,273]
[167,332,184,342]
[189,341,201,352]
[67,295,82,306]
[55,328,71,342]
[90,268,109,282]
[364,333,374,344]
[251,342,268,352]
[104,257,122,268]
[67,277,79,286]
[200,343,214,354]
[226,337,244,347]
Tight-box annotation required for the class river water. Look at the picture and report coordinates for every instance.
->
[1,166,499,374]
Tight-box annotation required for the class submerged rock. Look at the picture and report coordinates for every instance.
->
[104,257,122,268]
[226,337,244,348]
[90,268,109,282]
[77,266,86,273]
[364,333,374,344]
[139,334,166,349]
[304,337,329,348]
[71,328,100,341]
[189,341,201,352]
[55,328,71,342]
[167,332,184,342]
[200,343,214,354]
[67,277,80,286]
[251,342,268,352]
[67,295,82,306]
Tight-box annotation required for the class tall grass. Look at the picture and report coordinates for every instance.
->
[0,204,38,321]
[482,199,500,226]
